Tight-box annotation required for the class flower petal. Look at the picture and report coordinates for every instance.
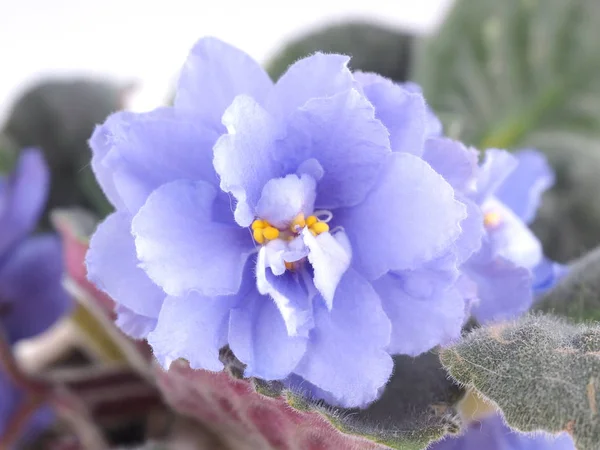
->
[132,180,255,298]
[290,89,391,209]
[402,82,444,137]
[256,174,316,229]
[303,229,351,309]
[355,72,428,156]
[229,290,308,380]
[114,304,158,340]
[174,37,272,127]
[0,235,71,343]
[495,149,554,224]
[256,248,314,337]
[373,272,465,356]
[474,149,518,203]
[213,95,286,226]
[423,138,479,193]
[429,413,575,450]
[453,196,484,264]
[466,254,533,324]
[97,108,223,215]
[266,53,355,119]
[0,149,49,256]
[337,152,466,280]
[86,212,164,318]
[293,269,392,408]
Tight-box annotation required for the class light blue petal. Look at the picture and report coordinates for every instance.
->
[289,89,391,210]
[355,71,428,156]
[229,290,308,380]
[293,269,392,408]
[266,53,355,120]
[132,180,255,298]
[86,212,164,318]
[213,95,287,227]
[495,149,555,224]
[423,138,479,193]
[255,174,316,229]
[402,82,444,137]
[373,271,465,356]
[474,149,518,203]
[303,229,352,309]
[174,37,272,128]
[337,152,466,280]
[99,107,223,215]
[114,304,158,340]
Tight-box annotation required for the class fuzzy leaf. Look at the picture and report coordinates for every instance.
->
[440,314,599,449]
[156,361,387,450]
[535,246,600,321]
[310,352,464,449]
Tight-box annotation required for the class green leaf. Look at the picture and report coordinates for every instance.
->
[414,0,600,152]
[535,246,600,321]
[440,314,599,449]
[309,352,465,449]
[266,22,413,82]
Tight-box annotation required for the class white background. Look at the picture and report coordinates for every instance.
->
[0,0,453,121]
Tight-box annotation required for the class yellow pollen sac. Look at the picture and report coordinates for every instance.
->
[290,213,306,232]
[262,226,280,241]
[306,215,318,227]
[484,211,502,228]
[310,221,330,236]
[251,219,267,230]
[285,261,295,271]
[253,228,266,244]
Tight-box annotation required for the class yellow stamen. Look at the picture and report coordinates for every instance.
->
[285,261,295,271]
[310,221,329,235]
[251,219,267,230]
[290,213,306,232]
[306,215,318,227]
[253,229,265,244]
[262,226,280,241]
[484,211,502,228]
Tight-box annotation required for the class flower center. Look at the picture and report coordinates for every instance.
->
[483,211,502,229]
[251,212,330,245]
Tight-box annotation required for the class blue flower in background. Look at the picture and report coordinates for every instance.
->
[429,413,575,450]
[463,149,565,323]
[87,37,482,407]
[0,149,71,443]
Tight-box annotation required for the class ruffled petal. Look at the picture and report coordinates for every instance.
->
[289,89,391,209]
[303,229,351,309]
[86,212,164,318]
[495,149,554,224]
[132,180,255,298]
[266,53,356,120]
[293,269,392,408]
[423,138,479,193]
[355,72,428,156]
[337,152,466,280]
[373,272,465,356]
[453,196,484,264]
[474,149,518,203]
[229,290,308,380]
[0,235,71,343]
[256,248,314,337]
[402,82,444,137]
[97,108,223,215]
[174,37,272,127]
[213,96,287,226]
[0,149,49,257]
[466,253,533,324]
[256,174,316,229]
[114,304,158,340]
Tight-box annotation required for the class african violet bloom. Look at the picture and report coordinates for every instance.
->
[462,149,565,323]
[87,37,482,407]
[429,413,575,450]
[0,149,71,442]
